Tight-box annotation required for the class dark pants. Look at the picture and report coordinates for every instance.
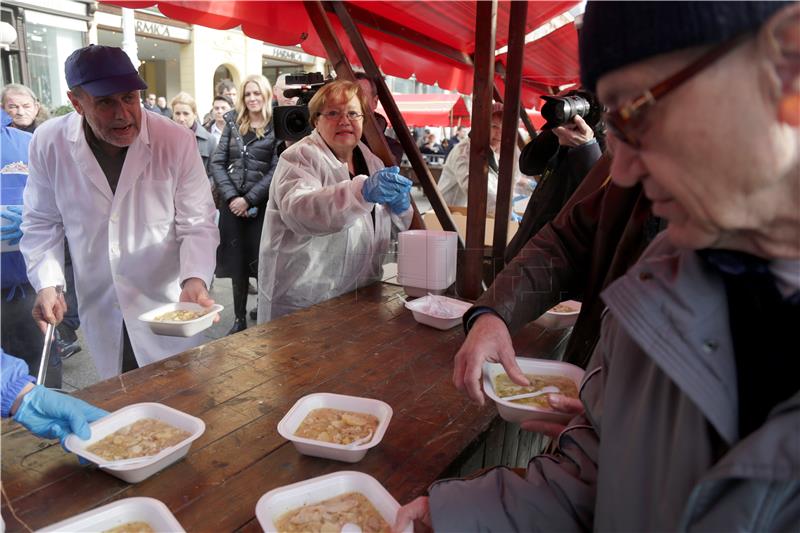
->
[121,323,138,373]
[1,284,62,388]
[61,243,80,333]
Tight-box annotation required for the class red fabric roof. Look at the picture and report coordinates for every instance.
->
[496,23,580,109]
[104,1,579,99]
[375,93,470,127]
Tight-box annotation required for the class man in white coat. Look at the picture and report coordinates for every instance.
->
[20,45,219,379]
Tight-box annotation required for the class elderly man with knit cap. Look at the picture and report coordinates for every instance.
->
[394,2,800,531]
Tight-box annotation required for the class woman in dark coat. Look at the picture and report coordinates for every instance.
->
[209,74,279,334]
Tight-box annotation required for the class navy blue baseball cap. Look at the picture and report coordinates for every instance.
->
[65,45,147,97]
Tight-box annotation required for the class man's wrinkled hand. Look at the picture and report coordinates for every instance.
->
[453,313,528,406]
[393,496,432,533]
[520,394,585,438]
[32,286,67,333]
[180,278,220,323]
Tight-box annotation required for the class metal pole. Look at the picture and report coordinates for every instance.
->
[121,8,140,71]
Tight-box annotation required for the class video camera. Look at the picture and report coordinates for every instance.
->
[274,72,329,142]
[539,90,603,130]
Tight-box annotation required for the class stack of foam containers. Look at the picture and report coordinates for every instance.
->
[396,230,458,297]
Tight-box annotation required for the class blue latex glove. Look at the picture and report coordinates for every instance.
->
[387,191,411,215]
[12,385,109,443]
[362,166,412,204]
[1,206,23,245]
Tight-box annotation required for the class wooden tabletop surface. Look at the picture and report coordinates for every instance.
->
[1,283,567,532]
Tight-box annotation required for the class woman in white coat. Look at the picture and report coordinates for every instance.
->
[257,80,413,322]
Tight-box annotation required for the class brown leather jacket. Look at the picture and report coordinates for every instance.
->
[474,154,659,367]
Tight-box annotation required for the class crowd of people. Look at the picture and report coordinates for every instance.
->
[1,1,798,530]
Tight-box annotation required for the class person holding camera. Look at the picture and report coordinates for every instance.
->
[209,74,279,335]
[256,80,412,323]
[505,93,603,262]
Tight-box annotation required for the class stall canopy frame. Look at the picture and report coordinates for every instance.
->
[103,0,580,297]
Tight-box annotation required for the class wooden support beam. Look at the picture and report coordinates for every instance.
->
[492,83,525,150]
[492,0,528,271]
[303,0,423,229]
[330,1,468,244]
[460,0,497,300]
[495,62,539,140]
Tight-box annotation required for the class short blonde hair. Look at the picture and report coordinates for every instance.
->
[170,92,197,116]
[308,80,368,128]
[237,74,273,138]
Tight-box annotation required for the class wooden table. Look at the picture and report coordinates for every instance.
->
[1,283,568,532]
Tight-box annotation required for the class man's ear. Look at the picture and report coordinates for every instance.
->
[66,90,83,116]
[760,3,800,126]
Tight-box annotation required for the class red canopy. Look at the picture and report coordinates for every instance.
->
[496,23,580,108]
[104,1,579,101]
[375,93,470,127]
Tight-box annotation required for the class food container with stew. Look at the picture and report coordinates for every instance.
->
[483,357,585,424]
[533,300,582,330]
[277,393,392,463]
[404,294,472,330]
[64,402,205,483]
[138,302,224,337]
[255,471,411,533]
[38,496,185,532]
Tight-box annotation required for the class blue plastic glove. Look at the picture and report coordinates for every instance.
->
[362,166,412,204]
[1,206,23,245]
[12,385,109,443]
[387,191,411,215]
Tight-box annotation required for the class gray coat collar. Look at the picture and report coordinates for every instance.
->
[601,234,740,444]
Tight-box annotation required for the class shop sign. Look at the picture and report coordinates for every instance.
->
[264,45,315,65]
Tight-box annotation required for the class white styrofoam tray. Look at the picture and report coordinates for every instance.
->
[533,300,582,330]
[277,393,392,463]
[138,302,224,337]
[255,471,411,533]
[483,357,585,424]
[37,497,185,532]
[404,294,472,330]
[64,402,205,483]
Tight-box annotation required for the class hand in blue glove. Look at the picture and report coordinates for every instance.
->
[387,191,411,215]
[13,385,109,443]
[1,206,23,245]
[362,166,413,204]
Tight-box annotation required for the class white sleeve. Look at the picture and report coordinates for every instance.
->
[174,130,221,287]
[273,145,372,237]
[19,131,66,292]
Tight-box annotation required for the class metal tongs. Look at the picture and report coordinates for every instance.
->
[37,285,63,386]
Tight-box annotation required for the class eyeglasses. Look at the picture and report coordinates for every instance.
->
[317,110,364,122]
[604,33,748,149]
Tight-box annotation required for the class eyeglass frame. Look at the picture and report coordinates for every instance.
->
[316,109,365,122]
[603,33,749,148]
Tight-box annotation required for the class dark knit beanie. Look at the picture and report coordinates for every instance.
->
[579,1,792,92]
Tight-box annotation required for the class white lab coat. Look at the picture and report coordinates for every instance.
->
[438,137,528,216]
[20,111,219,378]
[257,130,412,322]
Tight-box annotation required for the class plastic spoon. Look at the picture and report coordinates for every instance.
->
[500,385,560,402]
[346,430,374,448]
[341,523,362,533]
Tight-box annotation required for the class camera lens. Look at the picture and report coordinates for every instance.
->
[274,106,312,141]
[540,95,591,129]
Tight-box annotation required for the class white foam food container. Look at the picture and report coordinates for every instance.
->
[138,302,223,337]
[533,300,582,330]
[404,294,472,330]
[255,471,411,533]
[277,393,392,463]
[64,402,206,483]
[397,229,458,297]
[483,357,585,424]
[37,497,185,532]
